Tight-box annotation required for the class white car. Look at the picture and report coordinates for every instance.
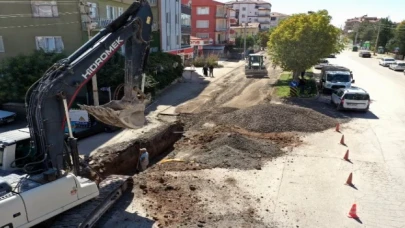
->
[331,87,370,112]
[388,62,405,71]
[379,57,396,67]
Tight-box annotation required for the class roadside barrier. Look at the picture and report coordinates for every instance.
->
[346,173,353,186]
[343,150,350,161]
[348,204,359,219]
[340,135,345,145]
[335,123,340,132]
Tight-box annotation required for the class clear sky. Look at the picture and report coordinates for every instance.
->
[216,0,404,27]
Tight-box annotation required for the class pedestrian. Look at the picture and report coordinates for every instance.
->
[138,148,149,172]
[203,65,208,77]
[209,65,214,78]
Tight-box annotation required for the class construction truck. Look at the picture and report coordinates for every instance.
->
[0,1,152,227]
[245,53,267,77]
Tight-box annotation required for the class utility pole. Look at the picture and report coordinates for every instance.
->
[243,22,247,59]
[373,19,382,55]
[85,3,99,106]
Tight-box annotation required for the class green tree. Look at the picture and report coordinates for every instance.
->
[0,50,67,103]
[235,35,255,48]
[394,20,405,56]
[257,28,275,48]
[377,18,395,48]
[267,10,342,80]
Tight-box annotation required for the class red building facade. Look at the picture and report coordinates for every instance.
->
[190,0,233,47]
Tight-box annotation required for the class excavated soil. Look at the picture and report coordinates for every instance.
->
[217,103,338,133]
[132,169,274,228]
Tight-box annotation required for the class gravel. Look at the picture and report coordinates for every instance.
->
[187,133,283,170]
[216,104,337,133]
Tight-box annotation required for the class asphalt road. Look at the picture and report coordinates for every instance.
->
[273,50,405,227]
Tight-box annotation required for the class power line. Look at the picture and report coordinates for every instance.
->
[0,11,80,19]
[0,21,80,30]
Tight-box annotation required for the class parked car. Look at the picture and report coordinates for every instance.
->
[0,110,17,125]
[314,59,329,69]
[331,87,370,112]
[359,51,371,58]
[327,53,336,58]
[379,57,396,67]
[388,61,405,71]
[319,65,354,93]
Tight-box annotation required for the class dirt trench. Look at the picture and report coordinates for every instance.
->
[83,122,184,180]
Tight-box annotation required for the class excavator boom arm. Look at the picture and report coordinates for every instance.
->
[24,0,152,172]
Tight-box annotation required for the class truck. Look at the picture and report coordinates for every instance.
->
[244,53,268,77]
[0,1,153,227]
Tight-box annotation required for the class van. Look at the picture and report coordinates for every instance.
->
[320,65,355,93]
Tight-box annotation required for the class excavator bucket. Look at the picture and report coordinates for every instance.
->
[78,94,146,129]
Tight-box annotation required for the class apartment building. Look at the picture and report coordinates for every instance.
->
[230,22,261,39]
[269,12,289,28]
[0,0,83,61]
[159,0,181,54]
[344,15,380,33]
[191,0,233,55]
[226,0,272,30]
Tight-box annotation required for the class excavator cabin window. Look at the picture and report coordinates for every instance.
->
[15,139,31,166]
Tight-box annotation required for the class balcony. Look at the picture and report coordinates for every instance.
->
[181,24,191,33]
[215,26,228,32]
[216,12,228,18]
[258,13,270,17]
[181,4,191,15]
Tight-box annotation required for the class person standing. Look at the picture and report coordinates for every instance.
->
[203,65,208,77]
[138,148,149,172]
[209,65,214,78]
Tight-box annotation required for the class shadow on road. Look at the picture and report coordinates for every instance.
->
[95,190,155,228]
[285,95,379,121]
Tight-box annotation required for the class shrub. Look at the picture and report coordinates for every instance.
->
[0,50,67,103]
[192,54,221,67]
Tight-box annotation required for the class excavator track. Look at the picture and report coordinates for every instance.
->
[50,175,133,228]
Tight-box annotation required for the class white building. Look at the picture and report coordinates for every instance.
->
[270,12,289,28]
[160,0,181,52]
[226,0,272,30]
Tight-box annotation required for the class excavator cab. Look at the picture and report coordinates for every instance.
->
[245,54,267,77]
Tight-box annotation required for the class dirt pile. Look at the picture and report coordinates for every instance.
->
[217,103,337,133]
[187,133,283,170]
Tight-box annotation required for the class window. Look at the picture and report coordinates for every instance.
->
[196,33,209,39]
[197,7,209,15]
[177,35,180,45]
[175,13,178,24]
[241,14,245,18]
[167,36,170,48]
[181,34,190,46]
[106,5,117,19]
[271,17,276,21]
[86,2,97,18]
[196,20,209,28]
[181,14,191,26]
[0,36,4,53]
[166,12,170,22]
[31,1,58,17]
[118,7,124,16]
[242,7,246,11]
[344,93,369,100]
[35,36,64,53]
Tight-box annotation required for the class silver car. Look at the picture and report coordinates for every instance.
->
[379,57,396,67]
[389,62,405,71]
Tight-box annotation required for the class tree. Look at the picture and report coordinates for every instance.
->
[394,20,405,56]
[235,35,255,48]
[257,27,275,48]
[377,18,395,48]
[0,50,67,103]
[267,10,342,80]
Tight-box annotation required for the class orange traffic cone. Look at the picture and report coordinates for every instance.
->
[348,204,359,219]
[335,123,340,132]
[343,150,350,161]
[340,135,345,145]
[346,173,353,185]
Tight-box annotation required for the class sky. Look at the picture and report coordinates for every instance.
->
[216,0,404,27]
